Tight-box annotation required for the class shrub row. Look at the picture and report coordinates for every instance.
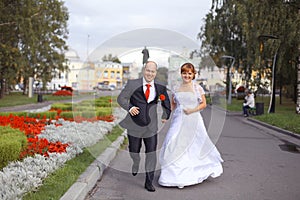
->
[0,108,112,120]
[59,107,112,119]
[0,111,57,119]
[51,103,73,111]
[51,96,117,112]
[0,126,27,170]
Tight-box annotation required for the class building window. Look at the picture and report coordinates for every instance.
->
[103,71,108,78]
[111,71,115,78]
[116,71,121,79]
[97,71,101,78]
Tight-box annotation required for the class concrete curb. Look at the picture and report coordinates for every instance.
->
[211,105,300,139]
[246,117,300,140]
[60,131,127,200]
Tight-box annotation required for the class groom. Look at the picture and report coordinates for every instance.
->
[117,61,171,192]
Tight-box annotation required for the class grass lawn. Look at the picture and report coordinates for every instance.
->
[223,95,300,134]
[0,91,96,108]
[22,125,125,200]
[0,92,73,107]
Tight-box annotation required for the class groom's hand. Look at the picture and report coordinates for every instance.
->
[129,106,140,116]
[161,119,167,123]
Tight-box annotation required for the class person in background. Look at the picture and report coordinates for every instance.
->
[243,89,255,117]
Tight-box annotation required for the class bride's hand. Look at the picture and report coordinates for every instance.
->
[183,108,193,115]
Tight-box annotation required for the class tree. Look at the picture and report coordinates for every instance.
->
[156,67,168,85]
[0,0,69,97]
[102,54,121,63]
[199,0,300,110]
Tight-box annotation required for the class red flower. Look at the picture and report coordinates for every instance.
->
[159,94,166,101]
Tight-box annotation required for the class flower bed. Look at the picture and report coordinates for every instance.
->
[0,103,125,199]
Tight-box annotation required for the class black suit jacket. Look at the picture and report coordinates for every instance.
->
[117,78,171,133]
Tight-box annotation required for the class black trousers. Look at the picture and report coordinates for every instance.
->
[127,131,157,183]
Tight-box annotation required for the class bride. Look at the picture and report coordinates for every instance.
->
[158,63,223,189]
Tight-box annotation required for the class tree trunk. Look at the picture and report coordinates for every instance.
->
[297,54,300,114]
[0,79,4,99]
[22,79,27,95]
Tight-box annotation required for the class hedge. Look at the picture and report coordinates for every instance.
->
[0,126,27,170]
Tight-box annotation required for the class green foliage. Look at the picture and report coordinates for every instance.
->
[0,0,69,97]
[254,114,300,134]
[0,92,72,107]
[101,54,121,63]
[50,96,115,118]
[0,112,28,117]
[225,95,300,134]
[96,107,112,116]
[81,111,96,119]
[27,111,57,119]
[156,67,168,85]
[59,111,78,119]
[51,103,73,111]
[0,126,27,170]
[200,0,300,99]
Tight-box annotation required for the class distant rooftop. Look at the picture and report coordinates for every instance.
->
[65,49,81,60]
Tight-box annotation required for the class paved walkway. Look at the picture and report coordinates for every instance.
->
[84,107,300,200]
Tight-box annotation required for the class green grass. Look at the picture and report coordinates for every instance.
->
[22,125,124,200]
[254,113,300,134]
[0,92,73,107]
[223,95,300,134]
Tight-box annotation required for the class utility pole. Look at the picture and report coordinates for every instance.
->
[258,35,280,113]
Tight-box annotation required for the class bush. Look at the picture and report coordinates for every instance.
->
[72,105,95,112]
[82,111,96,118]
[60,111,81,119]
[51,103,73,111]
[96,107,112,116]
[27,111,57,119]
[0,112,27,117]
[0,126,27,170]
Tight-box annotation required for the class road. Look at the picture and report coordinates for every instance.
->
[85,106,300,200]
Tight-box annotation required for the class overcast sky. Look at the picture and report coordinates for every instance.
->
[64,0,212,61]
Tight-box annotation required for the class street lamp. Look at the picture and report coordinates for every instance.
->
[258,34,280,113]
[221,55,235,105]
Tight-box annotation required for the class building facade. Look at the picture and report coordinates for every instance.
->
[94,61,123,89]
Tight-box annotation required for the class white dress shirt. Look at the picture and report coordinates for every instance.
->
[143,78,156,103]
[244,93,255,108]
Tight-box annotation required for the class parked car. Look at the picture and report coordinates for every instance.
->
[94,84,115,91]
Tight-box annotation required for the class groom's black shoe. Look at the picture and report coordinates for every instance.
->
[144,182,155,192]
[132,164,138,176]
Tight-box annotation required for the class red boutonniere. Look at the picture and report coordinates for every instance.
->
[159,94,166,101]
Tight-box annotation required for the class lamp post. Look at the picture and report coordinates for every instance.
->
[221,55,235,105]
[258,35,280,113]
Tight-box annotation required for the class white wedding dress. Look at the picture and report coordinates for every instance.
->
[159,85,223,188]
